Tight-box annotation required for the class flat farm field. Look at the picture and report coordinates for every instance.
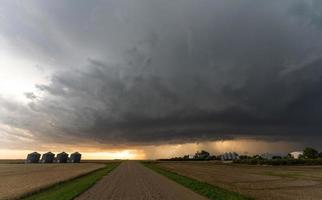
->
[155,161,322,200]
[0,163,105,200]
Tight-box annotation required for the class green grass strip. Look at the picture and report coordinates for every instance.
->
[142,162,253,200]
[23,162,120,200]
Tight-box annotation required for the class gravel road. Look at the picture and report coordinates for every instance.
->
[76,161,207,200]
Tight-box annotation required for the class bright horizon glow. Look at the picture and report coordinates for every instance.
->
[0,149,145,160]
[0,139,302,160]
[83,150,145,160]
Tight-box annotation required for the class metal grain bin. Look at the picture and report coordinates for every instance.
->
[56,152,69,163]
[41,152,55,163]
[26,152,41,163]
[70,152,81,163]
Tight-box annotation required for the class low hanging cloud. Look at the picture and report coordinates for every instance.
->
[1,0,322,148]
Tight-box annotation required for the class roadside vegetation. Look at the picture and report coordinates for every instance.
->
[142,162,253,200]
[22,162,120,200]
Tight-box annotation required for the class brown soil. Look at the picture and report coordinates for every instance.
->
[0,163,104,200]
[156,161,322,200]
[76,161,207,200]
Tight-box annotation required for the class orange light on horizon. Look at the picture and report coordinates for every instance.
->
[83,150,145,160]
[0,149,145,160]
[0,139,301,160]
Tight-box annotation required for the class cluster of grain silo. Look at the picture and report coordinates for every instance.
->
[70,152,82,163]
[56,152,69,163]
[26,152,82,163]
[41,152,55,163]
[221,152,239,161]
[26,152,41,163]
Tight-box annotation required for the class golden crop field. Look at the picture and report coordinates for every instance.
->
[0,163,105,200]
[155,161,322,200]
[0,160,25,164]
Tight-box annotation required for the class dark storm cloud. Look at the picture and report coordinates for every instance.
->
[1,0,322,146]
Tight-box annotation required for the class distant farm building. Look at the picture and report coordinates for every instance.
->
[41,152,55,163]
[70,152,81,163]
[56,152,69,163]
[261,153,273,160]
[221,152,239,160]
[26,152,41,163]
[290,151,303,159]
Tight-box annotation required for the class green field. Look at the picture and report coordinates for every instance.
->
[143,162,253,200]
[23,162,120,200]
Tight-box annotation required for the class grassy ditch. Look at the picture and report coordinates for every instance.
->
[142,162,253,200]
[23,162,120,200]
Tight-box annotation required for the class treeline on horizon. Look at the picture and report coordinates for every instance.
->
[158,147,322,165]
[235,147,322,165]
[158,150,218,161]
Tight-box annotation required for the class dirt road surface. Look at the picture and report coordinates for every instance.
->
[76,161,207,200]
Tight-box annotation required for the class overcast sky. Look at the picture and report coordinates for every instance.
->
[1,0,322,158]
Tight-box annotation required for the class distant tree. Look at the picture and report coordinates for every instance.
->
[209,155,217,160]
[252,155,263,160]
[286,153,293,159]
[319,152,322,158]
[272,156,282,159]
[303,147,319,159]
[239,155,251,160]
[183,155,190,160]
[194,150,210,160]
